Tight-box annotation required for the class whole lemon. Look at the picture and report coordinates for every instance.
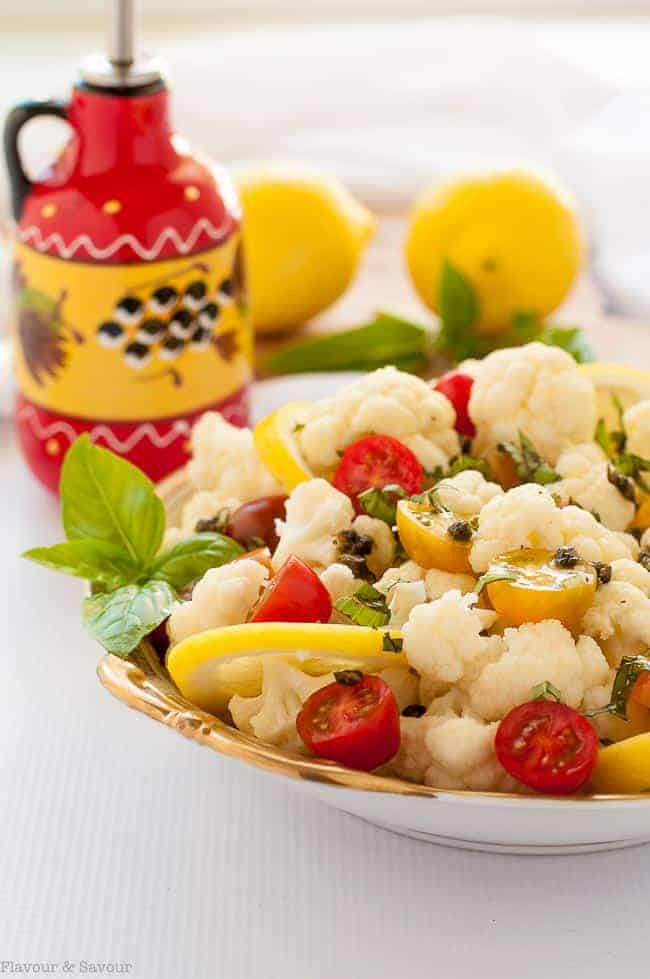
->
[405,170,583,335]
[237,164,375,335]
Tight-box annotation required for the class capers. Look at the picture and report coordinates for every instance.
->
[402,704,426,718]
[607,464,636,502]
[553,545,580,568]
[639,549,650,573]
[334,670,363,686]
[447,519,472,542]
[593,561,612,585]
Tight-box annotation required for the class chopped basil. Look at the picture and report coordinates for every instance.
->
[474,569,517,595]
[497,431,559,486]
[530,680,563,703]
[584,654,650,720]
[358,483,406,525]
[594,405,650,497]
[334,582,390,627]
[382,633,403,652]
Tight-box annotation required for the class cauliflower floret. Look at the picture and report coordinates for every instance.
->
[553,443,635,532]
[319,563,360,605]
[390,713,515,791]
[351,514,396,577]
[384,580,428,629]
[168,559,269,645]
[435,469,503,517]
[470,483,564,572]
[376,561,425,590]
[377,667,420,712]
[610,557,650,596]
[624,400,650,459]
[469,621,609,722]
[423,568,477,600]
[296,366,460,474]
[560,505,638,563]
[164,489,242,546]
[581,577,650,666]
[469,342,597,464]
[229,660,333,750]
[402,590,501,694]
[272,479,354,571]
[187,412,280,499]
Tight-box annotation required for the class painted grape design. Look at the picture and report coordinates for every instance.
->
[95,259,241,387]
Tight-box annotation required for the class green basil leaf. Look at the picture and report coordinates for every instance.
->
[530,680,563,702]
[382,633,403,652]
[536,325,595,364]
[262,312,433,375]
[439,258,478,335]
[497,432,559,486]
[334,582,390,627]
[61,435,164,566]
[432,453,494,483]
[474,570,517,594]
[83,580,175,657]
[150,533,244,590]
[358,483,406,525]
[23,539,139,586]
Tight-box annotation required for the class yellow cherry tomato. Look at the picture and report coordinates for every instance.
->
[591,733,650,794]
[396,497,474,573]
[484,548,597,628]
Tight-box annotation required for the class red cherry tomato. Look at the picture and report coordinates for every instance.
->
[249,555,332,624]
[495,700,598,794]
[226,495,288,552]
[434,371,476,438]
[297,674,400,771]
[332,434,423,510]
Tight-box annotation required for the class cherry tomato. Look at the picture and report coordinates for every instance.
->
[434,370,475,438]
[249,555,332,624]
[226,495,288,551]
[332,434,423,510]
[297,674,400,771]
[631,671,650,709]
[495,700,598,794]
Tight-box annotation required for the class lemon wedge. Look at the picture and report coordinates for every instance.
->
[253,401,314,491]
[167,622,406,715]
[580,364,650,429]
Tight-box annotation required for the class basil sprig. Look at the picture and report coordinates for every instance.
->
[23,435,243,657]
[497,431,559,486]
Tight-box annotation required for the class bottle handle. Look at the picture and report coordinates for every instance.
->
[3,99,69,221]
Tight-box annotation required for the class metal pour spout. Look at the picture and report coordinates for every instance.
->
[80,0,163,89]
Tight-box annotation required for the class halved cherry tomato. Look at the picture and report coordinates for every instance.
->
[434,371,475,438]
[333,434,423,510]
[495,700,598,794]
[249,554,332,624]
[297,674,400,771]
[226,495,288,552]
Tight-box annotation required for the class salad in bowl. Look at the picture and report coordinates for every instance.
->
[25,342,650,804]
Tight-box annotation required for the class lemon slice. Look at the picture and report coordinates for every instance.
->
[167,622,406,715]
[580,364,650,429]
[253,401,314,492]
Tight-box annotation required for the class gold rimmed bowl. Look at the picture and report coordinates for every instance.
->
[97,469,650,854]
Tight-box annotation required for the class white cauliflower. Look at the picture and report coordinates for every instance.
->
[384,580,428,629]
[553,443,635,532]
[435,469,503,517]
[469,342,597,464]
[295,366,460,474]
[163,489,243,546]
[624,399,650,459]
[377,667,420,712]
[229,660,333,750]
[581,571,650,666]
[319,563,360,604]
[470,484,637,573]
[469,621,610,722]
[390,712,515,791]
[272,478,354,571]
[351,514,396,577]
[610,557,650,596]
[423,568,477,600]
[168,559,268,645]
[187,412,280,499]
[560,505,638,563]
[402,590,501,694]
[470,483,564,572]
[376,561,425,590]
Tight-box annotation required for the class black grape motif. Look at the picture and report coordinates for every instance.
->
[93,263,240,383]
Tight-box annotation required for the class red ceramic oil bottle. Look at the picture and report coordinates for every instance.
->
[3,4,251,492]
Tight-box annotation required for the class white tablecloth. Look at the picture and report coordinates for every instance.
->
[3,378,650,979]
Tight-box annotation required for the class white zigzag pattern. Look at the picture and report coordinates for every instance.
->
[17,404,191,453]
[17,216,229,261]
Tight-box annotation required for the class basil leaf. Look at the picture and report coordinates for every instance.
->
[429,453,494,483]
[334,583,390,627]
[439,258,478,335]
[61,435,164,566]
[382,633,403,652]
[536,325,595,364]
[83,580,175,657]
[530,680,563,702]
[498,432,559,485]
[474,570,517,594]
[358,483,406,525]
[150,533,244,590]
[23,539,139,586]
[263,312,434,375]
